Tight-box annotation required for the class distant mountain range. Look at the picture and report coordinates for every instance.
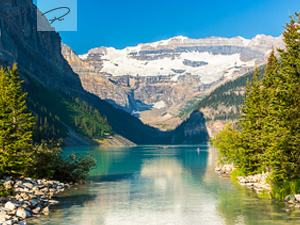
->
[79,35,282,80]
[62,34,284,130]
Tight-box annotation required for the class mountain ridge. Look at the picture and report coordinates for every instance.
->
[176,66,265,140]
[62,34,283,130]
[79,34,281,53]
[0,0,164,145]
[78,34,282,81]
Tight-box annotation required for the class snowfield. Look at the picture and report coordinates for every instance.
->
[79,35,283,85]
[99,50,255,84]
[101,48,255,83]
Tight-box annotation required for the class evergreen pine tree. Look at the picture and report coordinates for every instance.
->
[238,68,264,174]
[0,64,34,176]
[259,49,281,169]
[211,12,300,187]
[269,13,300,182]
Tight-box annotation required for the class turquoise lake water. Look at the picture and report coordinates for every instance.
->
[28,145,300,225]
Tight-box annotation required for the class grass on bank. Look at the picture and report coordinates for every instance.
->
[228,167,300,201]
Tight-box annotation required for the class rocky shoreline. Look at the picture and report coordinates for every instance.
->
[215,165,271,193]
[215,165,300,212]
[0,177,75,225]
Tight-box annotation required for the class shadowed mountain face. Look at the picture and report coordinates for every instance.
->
[0,0,278,145]
[0,0,83,93]
[169,111,209,144]
[0,0,167,145]
[175,67,266,140]
[62,35,284,131]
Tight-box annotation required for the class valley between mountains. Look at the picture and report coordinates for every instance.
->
[0,0,285,146]
[62,34,283,137]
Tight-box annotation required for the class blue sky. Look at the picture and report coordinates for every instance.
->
[34,0,300,54]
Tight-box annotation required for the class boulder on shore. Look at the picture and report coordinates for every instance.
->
[0,177,73,224]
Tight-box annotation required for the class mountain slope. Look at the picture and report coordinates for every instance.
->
[0,0,162,145]
[62,35,283,131]
[194,66,265,118]
[171,66,265,141]
[79,35,281,80]
[23,73,113,145]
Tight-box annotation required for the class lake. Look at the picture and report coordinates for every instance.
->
[28,145,300,225]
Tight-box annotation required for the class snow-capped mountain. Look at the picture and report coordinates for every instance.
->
[62,35,284,130]
[79,35,283,83]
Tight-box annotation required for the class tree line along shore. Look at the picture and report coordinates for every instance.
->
[0,65,96,223]
[213,12,300,201]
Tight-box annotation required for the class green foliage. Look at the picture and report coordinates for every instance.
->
[237,68,266,175]
[21,71,162,144]
[31,108,65,144]
[195,67,265,111]
[260,13,300,184]
[270,182,295,201]
[194,66,265,121]
[72,97,112,140]
[0,65,96,182]
[178,95,205,119]
[0,65,35,176]
[230,169,246,184]
[289,181,299,196]
[25,141,96,182]
[56,152,96,182]
[212,122,242,166]
[230,169,246,180]
[22,73,113,143]
[213,13,300,198]
[268,173,300,200]
[0,183,8,197]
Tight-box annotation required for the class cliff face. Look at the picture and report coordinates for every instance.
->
[169,111,209,144]
[0,0,87,145]
[170,105,237,143]
[0,0,83,93]
[62,43,215,130]
[205,120,232,138]
[61,44,132,111]
[0,0,162,145]
[172,68,263,141]
[62,35,284,131]
[0,0,280,144]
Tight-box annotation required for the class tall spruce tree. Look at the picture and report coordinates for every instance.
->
[257,50,280,170]
[0,65,34,176]
[269,12,300,182]
[238,68,265,174]
[212,12,300,185]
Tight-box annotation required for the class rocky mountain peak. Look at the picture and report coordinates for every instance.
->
[62,34,284,131]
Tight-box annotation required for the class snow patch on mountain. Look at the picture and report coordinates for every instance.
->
[99,50,255,84]
[78,54,88,60]
[79,35,284,85]
[237,36,251,46]
[153,100,166,109]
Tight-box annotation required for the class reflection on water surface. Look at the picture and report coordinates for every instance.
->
[28,145,300,225]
